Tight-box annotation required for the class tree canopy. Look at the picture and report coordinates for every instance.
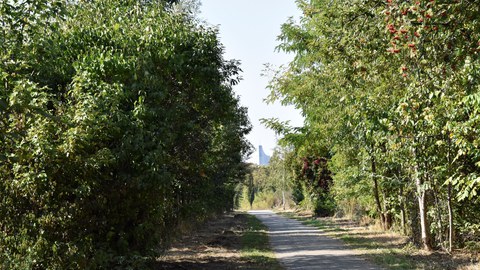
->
[265,0,480,252]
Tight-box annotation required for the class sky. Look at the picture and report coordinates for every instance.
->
[199,0,304,164]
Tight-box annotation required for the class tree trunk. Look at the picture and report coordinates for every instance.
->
[370,151,385,229]
[248,174,254,209]
[382,189,393,230]
[413,146,432,251]
[447,182,454,252]
[399,185,407,235]
[446,138,454,252]
[433,180,445,250]
[417,188,431,250]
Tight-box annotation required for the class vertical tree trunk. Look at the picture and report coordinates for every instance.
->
[413,146,432,251]
[248,174,254,209]
[382,189,393,230]
[432,179,445,249]
[399,185,407,234]
[417,188,431,250]
[446,138,454,252]
[370,149,385,229]
[447,182,454,252]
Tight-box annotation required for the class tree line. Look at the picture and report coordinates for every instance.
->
[0,0,251,268]
[264,0,480,252]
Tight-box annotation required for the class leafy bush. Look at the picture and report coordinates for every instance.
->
[0,1,251,268]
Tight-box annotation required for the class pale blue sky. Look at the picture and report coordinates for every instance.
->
[199,0,304,163]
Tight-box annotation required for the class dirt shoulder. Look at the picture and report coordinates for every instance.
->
[154,212,279,270]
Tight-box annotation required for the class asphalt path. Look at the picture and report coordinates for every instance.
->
[249,210,384,270]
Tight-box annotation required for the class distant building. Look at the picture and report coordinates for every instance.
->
[258,145,270,165]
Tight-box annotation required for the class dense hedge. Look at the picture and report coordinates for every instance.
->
[0,1,251,268]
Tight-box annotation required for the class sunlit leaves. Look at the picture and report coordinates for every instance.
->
[268,0,480,250]
[0,0,251,268]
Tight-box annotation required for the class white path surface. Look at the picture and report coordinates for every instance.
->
[249,210,385,270]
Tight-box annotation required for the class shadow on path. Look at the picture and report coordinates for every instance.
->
[249,210,384,270]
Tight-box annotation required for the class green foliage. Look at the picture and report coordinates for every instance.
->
[297,156,335,216]
[0,0,251,268]
[265,0,480,251]
[239,147,294,210]
[291,181,305,205]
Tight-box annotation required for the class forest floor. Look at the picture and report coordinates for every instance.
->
[281,211,480,270]
[154,212,281,270]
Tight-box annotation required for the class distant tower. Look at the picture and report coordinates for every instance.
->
[258,145,271,165]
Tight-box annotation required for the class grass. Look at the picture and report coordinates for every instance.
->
[278,211,478,270]
[241,214,284,270]
[281,212,345,232]
[336,233,419,269]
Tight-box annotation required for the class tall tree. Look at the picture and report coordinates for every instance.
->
[265,0,480,251]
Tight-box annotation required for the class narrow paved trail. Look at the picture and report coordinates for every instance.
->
[249,210,384,270]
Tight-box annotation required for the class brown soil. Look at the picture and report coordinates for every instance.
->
[153,213,259,270]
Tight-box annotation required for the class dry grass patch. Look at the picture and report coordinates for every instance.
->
[155,212,282,269]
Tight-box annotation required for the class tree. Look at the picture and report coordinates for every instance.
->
[265,0,480,251]
[0,0,251,268]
